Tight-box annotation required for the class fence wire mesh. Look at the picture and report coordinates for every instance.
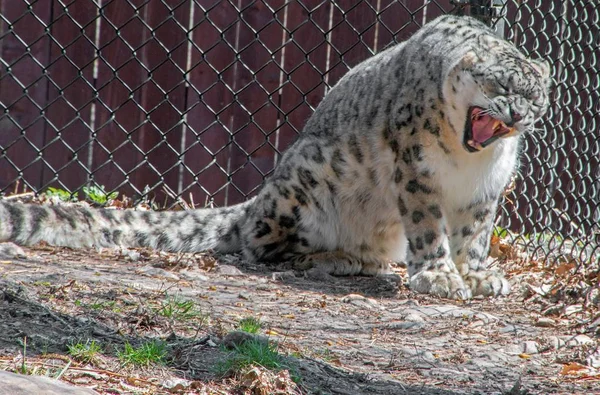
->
[0,0,598,263]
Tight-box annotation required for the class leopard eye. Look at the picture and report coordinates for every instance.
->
[496,82,511,94]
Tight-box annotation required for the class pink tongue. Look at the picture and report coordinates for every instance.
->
[472,116,495,143]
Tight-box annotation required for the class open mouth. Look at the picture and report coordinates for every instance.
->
[464,107,517,152]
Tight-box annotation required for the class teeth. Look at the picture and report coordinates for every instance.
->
[492,120,502,132]
[468,139,482,150]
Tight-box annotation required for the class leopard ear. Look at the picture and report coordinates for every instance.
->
[530,59,551,80]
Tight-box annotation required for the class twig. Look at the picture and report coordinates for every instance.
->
[65,367,154,384]
[54,359,72,380]
[3,192,35,200]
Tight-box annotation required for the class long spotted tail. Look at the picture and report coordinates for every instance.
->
[0,199,254,253]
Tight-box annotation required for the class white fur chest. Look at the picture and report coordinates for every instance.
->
[424,137,520,210]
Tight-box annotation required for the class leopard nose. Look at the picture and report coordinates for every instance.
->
[506,109,522,127]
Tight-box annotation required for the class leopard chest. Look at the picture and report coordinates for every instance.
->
[422,137,520,210]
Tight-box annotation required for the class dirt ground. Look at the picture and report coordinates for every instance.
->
[0,240,598,394]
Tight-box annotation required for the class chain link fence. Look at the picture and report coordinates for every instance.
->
[0,0,598,262]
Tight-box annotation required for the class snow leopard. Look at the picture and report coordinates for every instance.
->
[0,15,551,299]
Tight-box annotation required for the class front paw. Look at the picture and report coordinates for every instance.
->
[409,270,472,300]
[464,270,510,297]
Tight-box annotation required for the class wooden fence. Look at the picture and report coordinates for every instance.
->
[0,0,598,238]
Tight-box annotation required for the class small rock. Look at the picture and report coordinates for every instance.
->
[206,338,218,347]
[522,340,539,354]
[0,242,26,259]
[255,283,276,291]
[122,249,141,262]
[468,351,510,367]
[564,304,583,316]
[178,271,209,281]
[217,265,245,276]
[398,347,436,362]
[404,313,425,322]
[272,271,296,281]
[386,321,424,330]
[535,317,555,327]
[162,378,191,392]
[504,341,539,355]
[137,265,180,280]
[546,334,595,349]
[566,334,594,347]
[238,292,251,300]
[221,331,271,349]
[0,371,99,394]
[586,349,600,368]
[499,324,519,334]
[340,294,379,309]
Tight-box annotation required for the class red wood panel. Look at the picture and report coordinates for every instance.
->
[0,0,52,193]
[273,0,331,172]
[91,1,147,197]
[134,0,190,204]
[226,0,288,204]
[41,0,98,192]
[91,0,191,202]
[184,0,242,206]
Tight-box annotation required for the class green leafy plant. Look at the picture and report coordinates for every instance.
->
[117,340,167,367]
[237,317,262,334]
[493,226,509,239]
[67,340,102,364]
[44,187,78,202]
[82,185,118,205]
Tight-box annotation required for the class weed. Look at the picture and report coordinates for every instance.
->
[117,340,167,367]
[215,339,287,377]
[67,340,102,364]
[87,300,120,312]
[83,185,118,205]
[157,294,206,321]
[44,187,78,202]
[18,337,28,374]
[237,317,262,334]
[493,226,509,239]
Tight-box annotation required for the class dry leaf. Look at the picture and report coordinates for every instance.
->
[560,362,588,376]
[556,262,576,276]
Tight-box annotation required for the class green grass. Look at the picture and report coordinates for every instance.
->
[117,341,167,367]
[215,340,287,377]
[85,300,121,312]
[43,187,78,202]
[237,317,262,334]
[83,185,118,205]
[157,294,206,321]
[67,340,102,364]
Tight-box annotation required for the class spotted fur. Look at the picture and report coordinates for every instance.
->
[0,15,551,299]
